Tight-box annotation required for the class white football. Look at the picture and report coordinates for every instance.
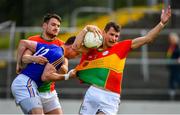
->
[83,31,103,48]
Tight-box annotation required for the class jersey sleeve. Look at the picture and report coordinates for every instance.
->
[28,35,64,47]
[57,39,64,46]
[114,39,132,59]
[28,35,40,40]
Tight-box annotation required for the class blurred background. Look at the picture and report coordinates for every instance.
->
[0,0,180,114]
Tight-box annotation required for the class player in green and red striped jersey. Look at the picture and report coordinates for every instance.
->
[35,6,171,114]
[74,6,171,115]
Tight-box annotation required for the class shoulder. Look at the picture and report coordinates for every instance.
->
[54,37,64,45]
[110,39,132,58]
[118,39,132,45]
[28,35,41,40]
[115,39,132,48]
[55,37,64,44]
[113,39,132,56]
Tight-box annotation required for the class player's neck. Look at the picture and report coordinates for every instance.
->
[97,42,107,51]
[41,33,56,42]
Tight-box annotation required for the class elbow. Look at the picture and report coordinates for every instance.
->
[19,40,28,47]
[20,40,26,44]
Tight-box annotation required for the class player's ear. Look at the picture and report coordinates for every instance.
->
[42,23,47,30]
[102,30,106,35]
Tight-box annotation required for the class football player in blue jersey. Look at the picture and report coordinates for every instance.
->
[11,25,101,114]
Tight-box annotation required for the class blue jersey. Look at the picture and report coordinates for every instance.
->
[21,43,64,87]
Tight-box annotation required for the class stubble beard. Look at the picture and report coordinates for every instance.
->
[46,31,57,39]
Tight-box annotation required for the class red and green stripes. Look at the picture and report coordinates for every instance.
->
[77,68,122,94]
[38,81,55,92]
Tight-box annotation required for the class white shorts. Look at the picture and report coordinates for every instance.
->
[39,90,62,113]
[79,86,120,115]
[11,74,40,104]
[11,74,62,113]
[11,74,43,113]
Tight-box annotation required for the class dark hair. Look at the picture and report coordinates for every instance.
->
[43,13,62,23]
[104,22,121,33]
[65,36,76,45]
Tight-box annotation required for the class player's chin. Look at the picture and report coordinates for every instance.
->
[51,33,58,37]
[51,31,58,36]
[54,32,59,35]
[108,42,116,47]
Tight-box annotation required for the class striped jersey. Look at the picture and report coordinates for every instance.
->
[76,40,132,94]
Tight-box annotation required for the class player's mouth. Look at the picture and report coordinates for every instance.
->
[109,41,116,44]
[53,28,59,33]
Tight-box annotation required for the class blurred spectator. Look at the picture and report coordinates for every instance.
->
[167,32,180,100]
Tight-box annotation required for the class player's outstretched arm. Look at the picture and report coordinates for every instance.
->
[131,6,171,49]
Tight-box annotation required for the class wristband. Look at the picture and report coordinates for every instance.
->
[64,74,69,80]
[64,69,74,80]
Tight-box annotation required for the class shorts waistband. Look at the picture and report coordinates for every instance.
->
[91,85,120,97]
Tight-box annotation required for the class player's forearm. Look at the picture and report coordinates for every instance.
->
[131,22,165,49]
[22,54,35,64]
[50,73,66,81]
[42,69,76,82]
[17,40,28,65]
[42,72,67,81]
[144,6,171,43]
[132,6,171,49]
[144,22,165,43]
[17,40,37,64]
[72,27,88,51]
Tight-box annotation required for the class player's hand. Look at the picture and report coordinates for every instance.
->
[85,25,102,37]
[69,69,77,78]
[33,55,49,65]
[161,5,171,25]
[16,62,25,74]
[16,63,22,74]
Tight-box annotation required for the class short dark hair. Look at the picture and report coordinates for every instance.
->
[65,36,76,45]
[104,22,121,33]
[43,13,62,23]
